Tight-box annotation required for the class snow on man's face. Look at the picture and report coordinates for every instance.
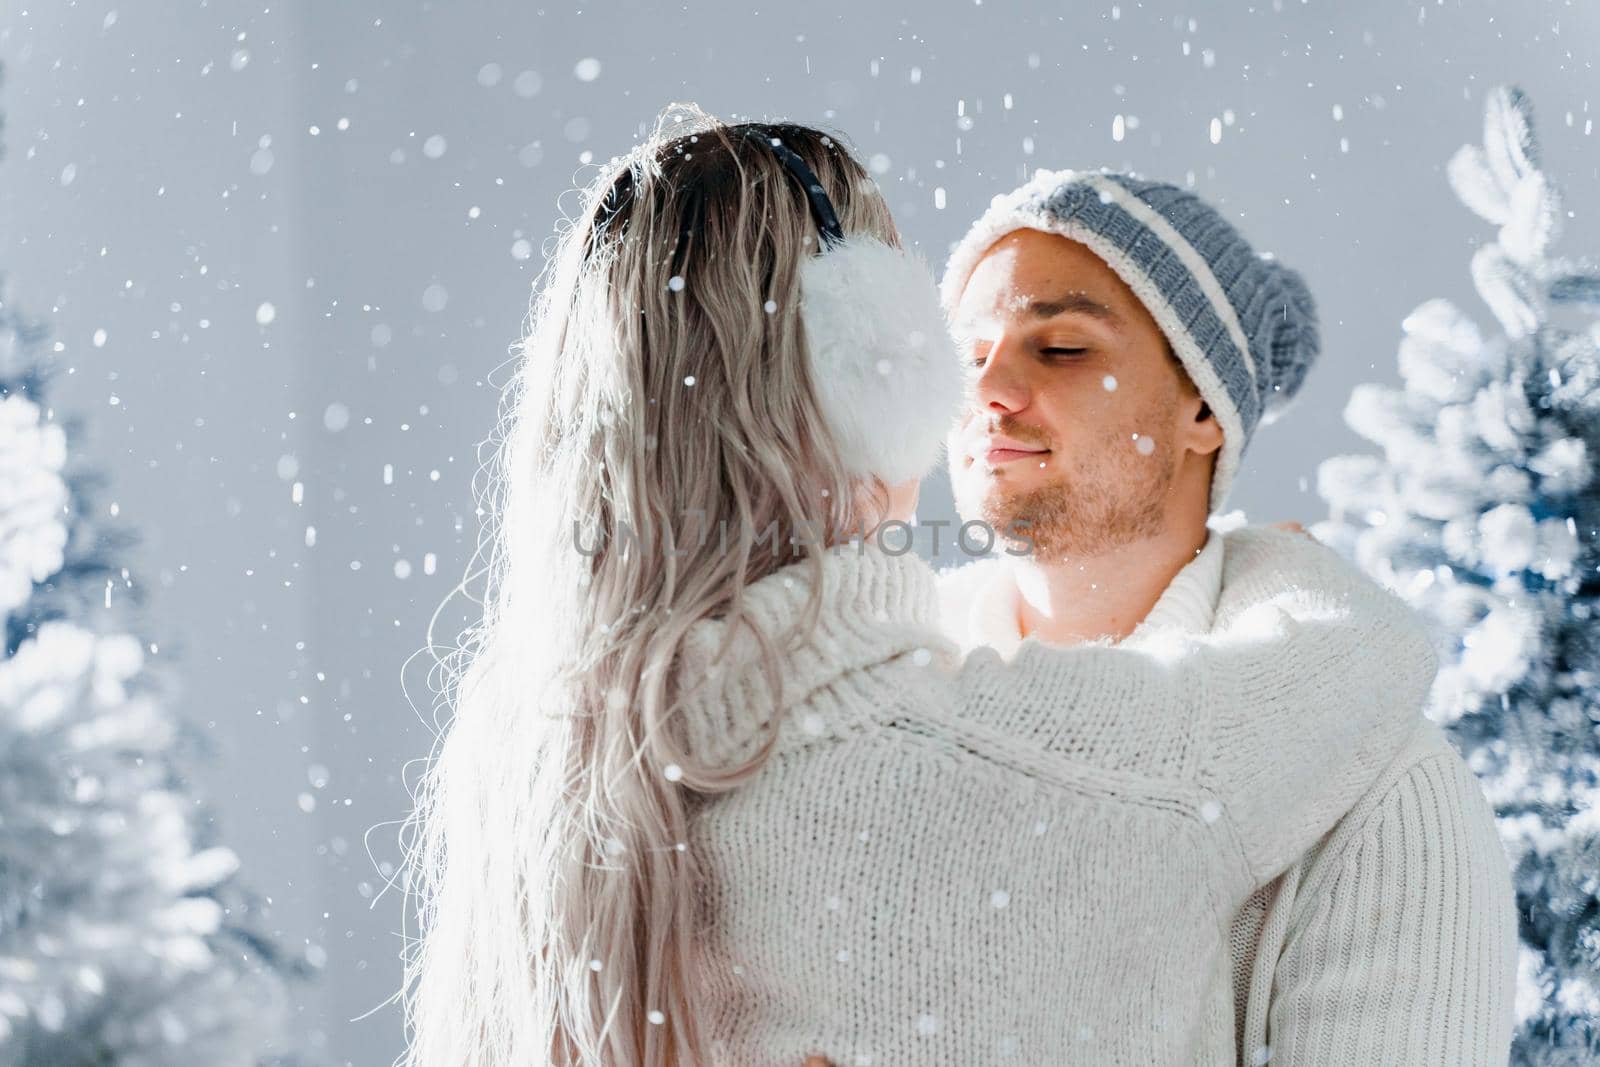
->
[946,229,1219,561]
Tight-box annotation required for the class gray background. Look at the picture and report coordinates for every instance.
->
[1,1,1596,1063]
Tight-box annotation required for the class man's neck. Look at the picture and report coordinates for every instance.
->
[1011,523,1209,645]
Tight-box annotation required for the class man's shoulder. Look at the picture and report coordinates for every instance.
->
[1362,718,1489,824]
[1298,718,1506,893]
[1212,524,1372,599]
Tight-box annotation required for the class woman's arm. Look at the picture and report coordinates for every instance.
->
[960,526,1437,888]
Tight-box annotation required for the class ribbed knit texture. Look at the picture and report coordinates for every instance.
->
[1225,720,1519,1066]
[678,528,1438,1065]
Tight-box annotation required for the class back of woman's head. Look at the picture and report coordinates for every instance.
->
[538,106,903,596]
[400,105,900,1067]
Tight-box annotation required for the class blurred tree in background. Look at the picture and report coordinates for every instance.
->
[1317,84,1600,1064]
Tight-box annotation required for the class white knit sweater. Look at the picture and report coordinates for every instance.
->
[939,530,1520,1066]
[679,528,1446,1065]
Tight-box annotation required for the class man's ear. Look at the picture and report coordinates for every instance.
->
[1185,396,1224,457]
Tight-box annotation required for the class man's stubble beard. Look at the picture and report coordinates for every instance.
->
[968,407,1177,563]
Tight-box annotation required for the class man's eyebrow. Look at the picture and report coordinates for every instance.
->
[952,294,1125,337]
[1023,293,1124,329]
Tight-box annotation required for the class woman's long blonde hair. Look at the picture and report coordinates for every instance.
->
[398,106,900,1066]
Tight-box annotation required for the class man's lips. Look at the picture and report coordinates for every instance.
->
[984,447,1048,463]
[974,440,1050,465]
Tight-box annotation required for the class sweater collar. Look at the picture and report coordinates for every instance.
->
[1125,533,1225,644]
[957,532,1225,658]
[673,542,949,768]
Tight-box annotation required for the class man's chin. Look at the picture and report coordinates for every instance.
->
[965,471,1060,509]
[957,467,1047,502]
[956,488,1057,542]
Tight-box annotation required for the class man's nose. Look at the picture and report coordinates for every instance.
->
[971,333,1031,416]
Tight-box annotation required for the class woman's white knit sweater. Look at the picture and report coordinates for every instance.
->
[940,530,1520,1067]
[678,527,1448,1065]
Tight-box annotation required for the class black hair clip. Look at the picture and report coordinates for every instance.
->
[756,133,845,249]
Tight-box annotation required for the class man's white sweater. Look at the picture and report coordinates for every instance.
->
[937,531,1521,1066]
[680,528,1473,1065]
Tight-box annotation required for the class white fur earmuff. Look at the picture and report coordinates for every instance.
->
[798,234,967,485]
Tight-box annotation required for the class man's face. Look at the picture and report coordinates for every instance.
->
[947,229,1216,561]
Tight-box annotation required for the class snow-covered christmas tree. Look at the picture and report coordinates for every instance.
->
[0,90,310,1067]
[1316,84,1600,1064]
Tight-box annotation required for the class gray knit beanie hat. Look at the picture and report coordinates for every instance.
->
[940,168,1320,513]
